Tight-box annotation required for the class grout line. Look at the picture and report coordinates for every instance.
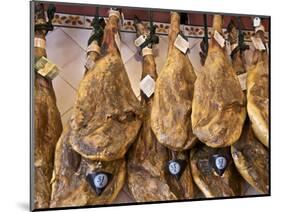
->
[61,28,88,52]
[58,75,78,92]
[61,106,73,117]
[190,39,201,50]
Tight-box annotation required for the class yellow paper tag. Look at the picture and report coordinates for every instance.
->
[35,56,60,80]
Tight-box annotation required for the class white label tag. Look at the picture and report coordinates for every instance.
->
[140,75,155,98]
[142,47,153,56]
[238,72,247,91]
[253,17,261,27]
[174,34,189,54]
[84,55,96,70]
[87,41,101,54]
[251,36,266,51]
[115,33,121,51]
[214,30,225,48]
[135,35,147,47]
[35,56,60,80]
[168,162,181,175]
[34,37,46,49]
[215,156,227,170]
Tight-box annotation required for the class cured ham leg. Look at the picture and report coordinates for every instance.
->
[231,121,269,194]
[191,15,246,147]
[247,26,269,147]
[50,20,125,207]
[127,17,194,202]
[127,19,176,202]
[33,4,62,209]
[151,12,197,151]
[69,10,143,161]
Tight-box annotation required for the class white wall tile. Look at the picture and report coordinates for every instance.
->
[46,28,84,68]
[61,107,73,126]
[124,56,142,99]
[120,41,135,64]
[120,31,138,53]
[113,191,134,204]
[188,39,204,73]
[60,53,86,90]
[62,27,91,51]
[52,75,76,115]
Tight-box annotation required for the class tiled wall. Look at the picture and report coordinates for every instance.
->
[45,27,259,203]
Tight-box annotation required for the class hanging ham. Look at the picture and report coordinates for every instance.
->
[247,26,269,147]
[127,17,194,202]
[33,4,62,209]
[231,120,269,194]
[191,15,246,147]
[50,19,125,207]
[69,9,143,161]
[127,18,176,202]
[151,12,197,151]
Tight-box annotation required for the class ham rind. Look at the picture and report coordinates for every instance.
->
[151,12,197,151]
[190,144,242,198]
[231,121,269,194]
[33,4,62,209]
[127,16,194,202]
[50,124,126,207]
[247,28,269,147]
[191,15,246,147]
[127,19,176,202]
[69,10,143,161]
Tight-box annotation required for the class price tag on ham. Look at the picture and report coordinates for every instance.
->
[253,17,261,27]
[135,35,147,47]
[238,72,247,91]
[142,47,153,56]
[35,56,60,80]
[214,30,225,48]
[251,36,266,51]
[174,34,189,54]
[140,75,155,98]
[34,37,46,49]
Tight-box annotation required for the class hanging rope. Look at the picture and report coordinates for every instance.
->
[87,7,106,46]
[35,3,56,34]
[199,14,209,65]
